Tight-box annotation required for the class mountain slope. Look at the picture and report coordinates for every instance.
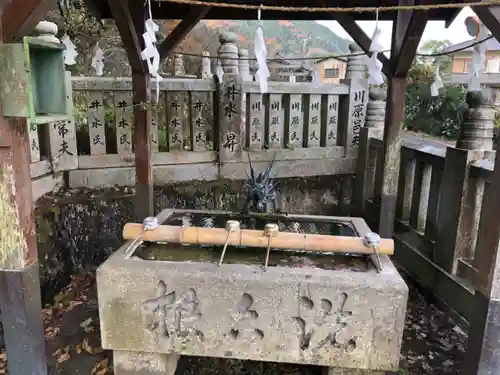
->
[203,20,350,58]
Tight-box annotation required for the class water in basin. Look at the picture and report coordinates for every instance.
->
[134,212,372,272]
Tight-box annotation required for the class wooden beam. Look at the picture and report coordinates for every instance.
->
[0,0,11,12]
[336,13,391,77]
[1,0,55,41]
[392,10,429,77]
[132,72,153,221]
[130,0,154,220]
[107,0,145,73]
[444,8,462,28]
[158,5,211,59]
[474,5,500,44]
[106,0,155,219]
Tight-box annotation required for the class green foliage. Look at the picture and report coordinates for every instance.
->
[415,39,452,74]
[404,72,467,139]
[403,40,467,140]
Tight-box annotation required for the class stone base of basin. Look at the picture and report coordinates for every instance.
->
[97,211,407,374]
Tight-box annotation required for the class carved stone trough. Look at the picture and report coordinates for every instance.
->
[97,209,408,375]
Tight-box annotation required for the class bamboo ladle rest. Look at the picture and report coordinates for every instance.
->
[122,222,394,255]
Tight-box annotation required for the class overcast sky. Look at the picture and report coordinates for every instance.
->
[317,7,476,51]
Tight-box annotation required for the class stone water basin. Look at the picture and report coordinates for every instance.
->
[97,209,408,374]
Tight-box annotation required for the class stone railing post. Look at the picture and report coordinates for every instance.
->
[218,32,243,166]
[34,20,59,43]
[345,43,366,80]
[173,53,185,76]
[365,87,386,135]
[456,89,496,151]
[434,89,495,275]
[219,32,239,74]
[340,43,368,157]
[201,51,211,79]
[238,48,251,82]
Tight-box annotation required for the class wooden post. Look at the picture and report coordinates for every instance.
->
[378,77,406,237]
[132,10,153,221]
[0,117,47,375]
[377,5,428,237]
[133,72,153,220]
[108,0,155,221]
[466,135,500,374]
[0,10,49,375]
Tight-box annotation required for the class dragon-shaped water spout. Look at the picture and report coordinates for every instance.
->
[242,153,280,214]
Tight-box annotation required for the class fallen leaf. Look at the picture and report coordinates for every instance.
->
[91,358,109,375]
[82,338,93,354]
[75,343,82,355]
[54,346,71,363]
[65,300,83,312]
[45,326,60,340]
[80,317,93,329]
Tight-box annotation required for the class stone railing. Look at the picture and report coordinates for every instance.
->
[29,34,370,194]
[355,88,497,322]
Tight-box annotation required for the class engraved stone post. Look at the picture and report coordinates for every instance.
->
[340,43,368,156]
[173,53,185,76]
[218,31,243,164]
[201,51,212,79]
[47,71,78,171]
[456,89,496,151]
[358,87,387,208]
[239,48,252,81]
[219,31,239,74]
[345,43,366,80]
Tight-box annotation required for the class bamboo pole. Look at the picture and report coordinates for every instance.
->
[122,223,394,255]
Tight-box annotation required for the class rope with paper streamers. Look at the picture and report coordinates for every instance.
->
[157,0,500,13]
[172,34,494,62]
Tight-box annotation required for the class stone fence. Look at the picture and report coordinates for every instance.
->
[29,33,370,199]
[355,88,498,323]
